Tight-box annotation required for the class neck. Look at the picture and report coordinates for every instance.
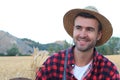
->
[74,47,94,67]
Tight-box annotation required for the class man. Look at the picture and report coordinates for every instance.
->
[36,6,120,80]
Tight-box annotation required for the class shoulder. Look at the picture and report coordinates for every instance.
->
[44,49,66,64]
[96,53,119,75]
[97,54,116,66]
[50,49,66,59]
[97,53,117,68]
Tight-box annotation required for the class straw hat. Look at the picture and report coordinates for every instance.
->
[63,6,113,46]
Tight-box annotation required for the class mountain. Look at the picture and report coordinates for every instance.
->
[0,30,70,56]
[0,30,120,56]
[0,30,33,55]
[21,38,71,54]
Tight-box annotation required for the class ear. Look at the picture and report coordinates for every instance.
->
[97,31,102,40]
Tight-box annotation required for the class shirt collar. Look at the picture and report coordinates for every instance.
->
[67,46,99,67]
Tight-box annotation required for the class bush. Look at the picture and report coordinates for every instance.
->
[7,45,21,56]
[0,53,6,56]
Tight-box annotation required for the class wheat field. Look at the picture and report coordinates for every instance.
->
[0,56,33,80]
[0,55,120,80]
[105,55,120,72]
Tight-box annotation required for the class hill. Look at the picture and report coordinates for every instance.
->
[0,30,33,55]
[21,38,71,54]
[0,30,70,55]
[0,30,120,56]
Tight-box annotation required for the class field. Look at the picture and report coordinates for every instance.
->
[105,55,120,72]
[0,56,33,80]
[0,55,120,80]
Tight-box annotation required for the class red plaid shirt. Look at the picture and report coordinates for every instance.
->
[36,46,120,80]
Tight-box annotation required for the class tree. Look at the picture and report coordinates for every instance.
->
[63,40,71,49]
[96,37,120,55]
[7,44,21,56]
[96,45,112,55]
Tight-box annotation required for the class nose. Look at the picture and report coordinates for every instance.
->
[79,29,87,38]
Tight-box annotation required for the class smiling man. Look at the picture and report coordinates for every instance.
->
[36,6,120,80]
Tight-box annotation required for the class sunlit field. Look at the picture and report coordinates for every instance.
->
[105,55,120,72]
[0,55,120,80]
[0,56,33,80]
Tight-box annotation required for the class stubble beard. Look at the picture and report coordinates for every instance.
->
[73,38,97,52]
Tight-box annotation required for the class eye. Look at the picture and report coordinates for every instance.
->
[87,27,95,32]
[75,25,82,30]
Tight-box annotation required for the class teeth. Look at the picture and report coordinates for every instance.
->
[77,36,90,42]
[78,38,89,42]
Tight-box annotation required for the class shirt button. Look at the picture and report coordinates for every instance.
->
[71,75,74,77]
[72,64,74,67]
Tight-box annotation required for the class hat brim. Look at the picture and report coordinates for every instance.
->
[63,9,113,46]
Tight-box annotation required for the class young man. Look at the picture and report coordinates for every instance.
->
[36,6,120,80]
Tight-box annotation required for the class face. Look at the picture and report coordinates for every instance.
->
[73,16,102,52]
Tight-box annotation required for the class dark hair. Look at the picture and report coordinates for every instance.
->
[74,12,102,32]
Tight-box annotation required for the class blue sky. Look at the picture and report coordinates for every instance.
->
[0,0,120,44]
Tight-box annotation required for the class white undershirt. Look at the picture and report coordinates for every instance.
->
[73,61,92,80]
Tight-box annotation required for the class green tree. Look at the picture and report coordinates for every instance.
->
[48,45,54,54]
[96,37,120,55]
[7,44,21,56]
[63,40,71,49]
[107,37,120,54]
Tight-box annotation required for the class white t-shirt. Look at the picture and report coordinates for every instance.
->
[73,61,92,80]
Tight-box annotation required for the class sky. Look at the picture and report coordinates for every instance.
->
[0,0,120,44]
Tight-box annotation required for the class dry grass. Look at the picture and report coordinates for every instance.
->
[0,54,119,80]
[31,48,49,80]
[0,48,49,80]
[0,56,32,80]
[105,55,120,72]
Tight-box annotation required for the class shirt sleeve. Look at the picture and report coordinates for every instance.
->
[111,70,120,80]
[35,67,47,80]
[35,57,52,80]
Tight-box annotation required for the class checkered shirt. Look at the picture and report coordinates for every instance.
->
[36,46,120,80]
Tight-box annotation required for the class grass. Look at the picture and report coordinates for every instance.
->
[105,55,120,72]
[0,55,120,80]
[0,56,33,80]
